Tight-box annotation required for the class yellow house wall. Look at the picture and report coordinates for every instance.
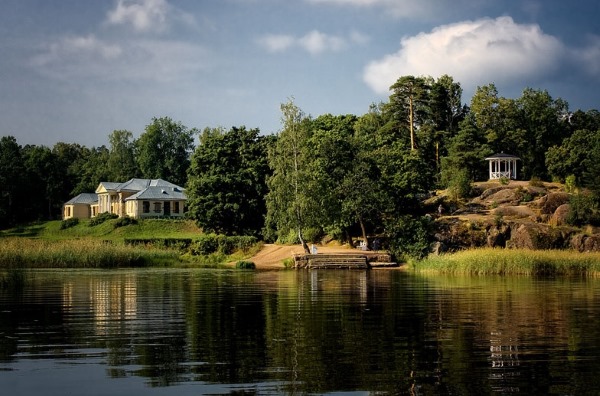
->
[63,204,92,220]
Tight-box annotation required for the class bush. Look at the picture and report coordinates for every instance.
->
[565,175,577,193]
[89,212,118,227]
[446,168,472,201]
[384,215,431,260]
[60,217,79,230]
[529,177,544,188]
[303,227,324,244]
[114,216,137,228]
[189,234,258,256]
[499,176,510,185]
[235,260,256,269]
[568,193,600,226]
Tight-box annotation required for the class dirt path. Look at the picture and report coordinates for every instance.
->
[249,243,359,269]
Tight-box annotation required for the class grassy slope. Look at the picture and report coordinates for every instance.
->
[1,219,203,242]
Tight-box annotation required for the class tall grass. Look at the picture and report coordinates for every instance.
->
[0,238,180,268]
[412,248,600,276]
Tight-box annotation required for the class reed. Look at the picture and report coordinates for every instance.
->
[412,248,600,276]
[0,238,180,268]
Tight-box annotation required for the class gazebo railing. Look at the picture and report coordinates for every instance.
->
[490,171,513,179]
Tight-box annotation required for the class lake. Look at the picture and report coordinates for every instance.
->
[1,269,599,395]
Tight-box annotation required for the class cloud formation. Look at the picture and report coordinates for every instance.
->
[30,35,210,83]
[363,16,565,94]
[306,0,475,19]
[258,30,367,55]
[107,0,170,33]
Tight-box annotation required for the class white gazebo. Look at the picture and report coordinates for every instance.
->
[485,153,520,180]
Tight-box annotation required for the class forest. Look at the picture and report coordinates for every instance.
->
[2,75,600,258]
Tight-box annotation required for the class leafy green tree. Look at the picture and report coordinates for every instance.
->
[136,117,195,186]
[186,126,273,236]
[22,144,56,220]
[72,146,112,195]
[265,99,316,252]
[441,117,492,185]
[51,142,90,216]
[387,76,431,151]
[546,129,599,183]
[0,136,24,227]
[429,75,466,169]
[516,88,569,178]
[108,130,138,181]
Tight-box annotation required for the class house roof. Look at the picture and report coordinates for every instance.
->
[65,193,98,205]
[485,153,520,160]
[96,178,183,193]
[125,186,186,201]
[116,178,180,192]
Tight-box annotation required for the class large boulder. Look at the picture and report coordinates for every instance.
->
[549,204,571,226]
[506,223,568,250]
[534,192,571,215]
[570,234,600,252]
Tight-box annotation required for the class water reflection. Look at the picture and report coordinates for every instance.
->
[1,270,600,395]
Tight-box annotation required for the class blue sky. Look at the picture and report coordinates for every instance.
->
[1,0,599,147]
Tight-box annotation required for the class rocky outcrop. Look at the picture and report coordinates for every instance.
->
[429,181,600,252]
[570,234,600,252]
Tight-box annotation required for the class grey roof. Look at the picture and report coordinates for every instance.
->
[97,178,183,193]
[116,178,180,192]
[65,193,98,205]
[125,186,186,201]
[97,182,121,191]
[485,153,520,160]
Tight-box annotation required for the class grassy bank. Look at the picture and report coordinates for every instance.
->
[0,220,262,269]
[411,248,600,276]
[0,238,180,268]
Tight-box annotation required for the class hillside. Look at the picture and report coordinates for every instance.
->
[428,180,600,252]
[1,218,203,242]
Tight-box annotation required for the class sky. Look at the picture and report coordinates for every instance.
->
[1,0,600,147]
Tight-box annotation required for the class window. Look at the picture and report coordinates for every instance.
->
[174,201,180,214]
[154,202,162,213]
[143,201,150,213]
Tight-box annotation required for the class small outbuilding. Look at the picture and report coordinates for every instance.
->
[485,153,520,180]
[63,193,98,220]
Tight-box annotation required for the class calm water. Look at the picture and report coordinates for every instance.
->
[1,269,600,395]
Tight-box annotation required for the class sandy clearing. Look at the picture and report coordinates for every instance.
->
[248,243,368,269]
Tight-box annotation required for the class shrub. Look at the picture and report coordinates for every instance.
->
[189,234,258,256]
[303,227,324,244]
[567,193,600,226]
[60,217,79,230]
[114,216,137,228]
[565,175,577,193]
[235,260,256,269]
[89,212,118,227]
[446,168,472,201]
[384,215,431,260]
[529,177,544,188]
[499,176,510,185]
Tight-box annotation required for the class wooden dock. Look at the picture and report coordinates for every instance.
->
[293,252,397,269]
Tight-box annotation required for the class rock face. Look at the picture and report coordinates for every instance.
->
[431,181,600,252]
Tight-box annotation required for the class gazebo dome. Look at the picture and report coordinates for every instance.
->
[485,153,520,180]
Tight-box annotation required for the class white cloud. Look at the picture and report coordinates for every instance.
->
[258,34,295,52]
[258,30,366,55]
[30,35,210,83]
[574,35,600,77]
[107,0,170,33]
[105,0,197,34]
[363,16,565,94]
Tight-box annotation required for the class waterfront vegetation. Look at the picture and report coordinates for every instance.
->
[0,219,262,270]
[411,248,600,276]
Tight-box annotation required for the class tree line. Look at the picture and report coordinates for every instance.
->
[2,75,600,257]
